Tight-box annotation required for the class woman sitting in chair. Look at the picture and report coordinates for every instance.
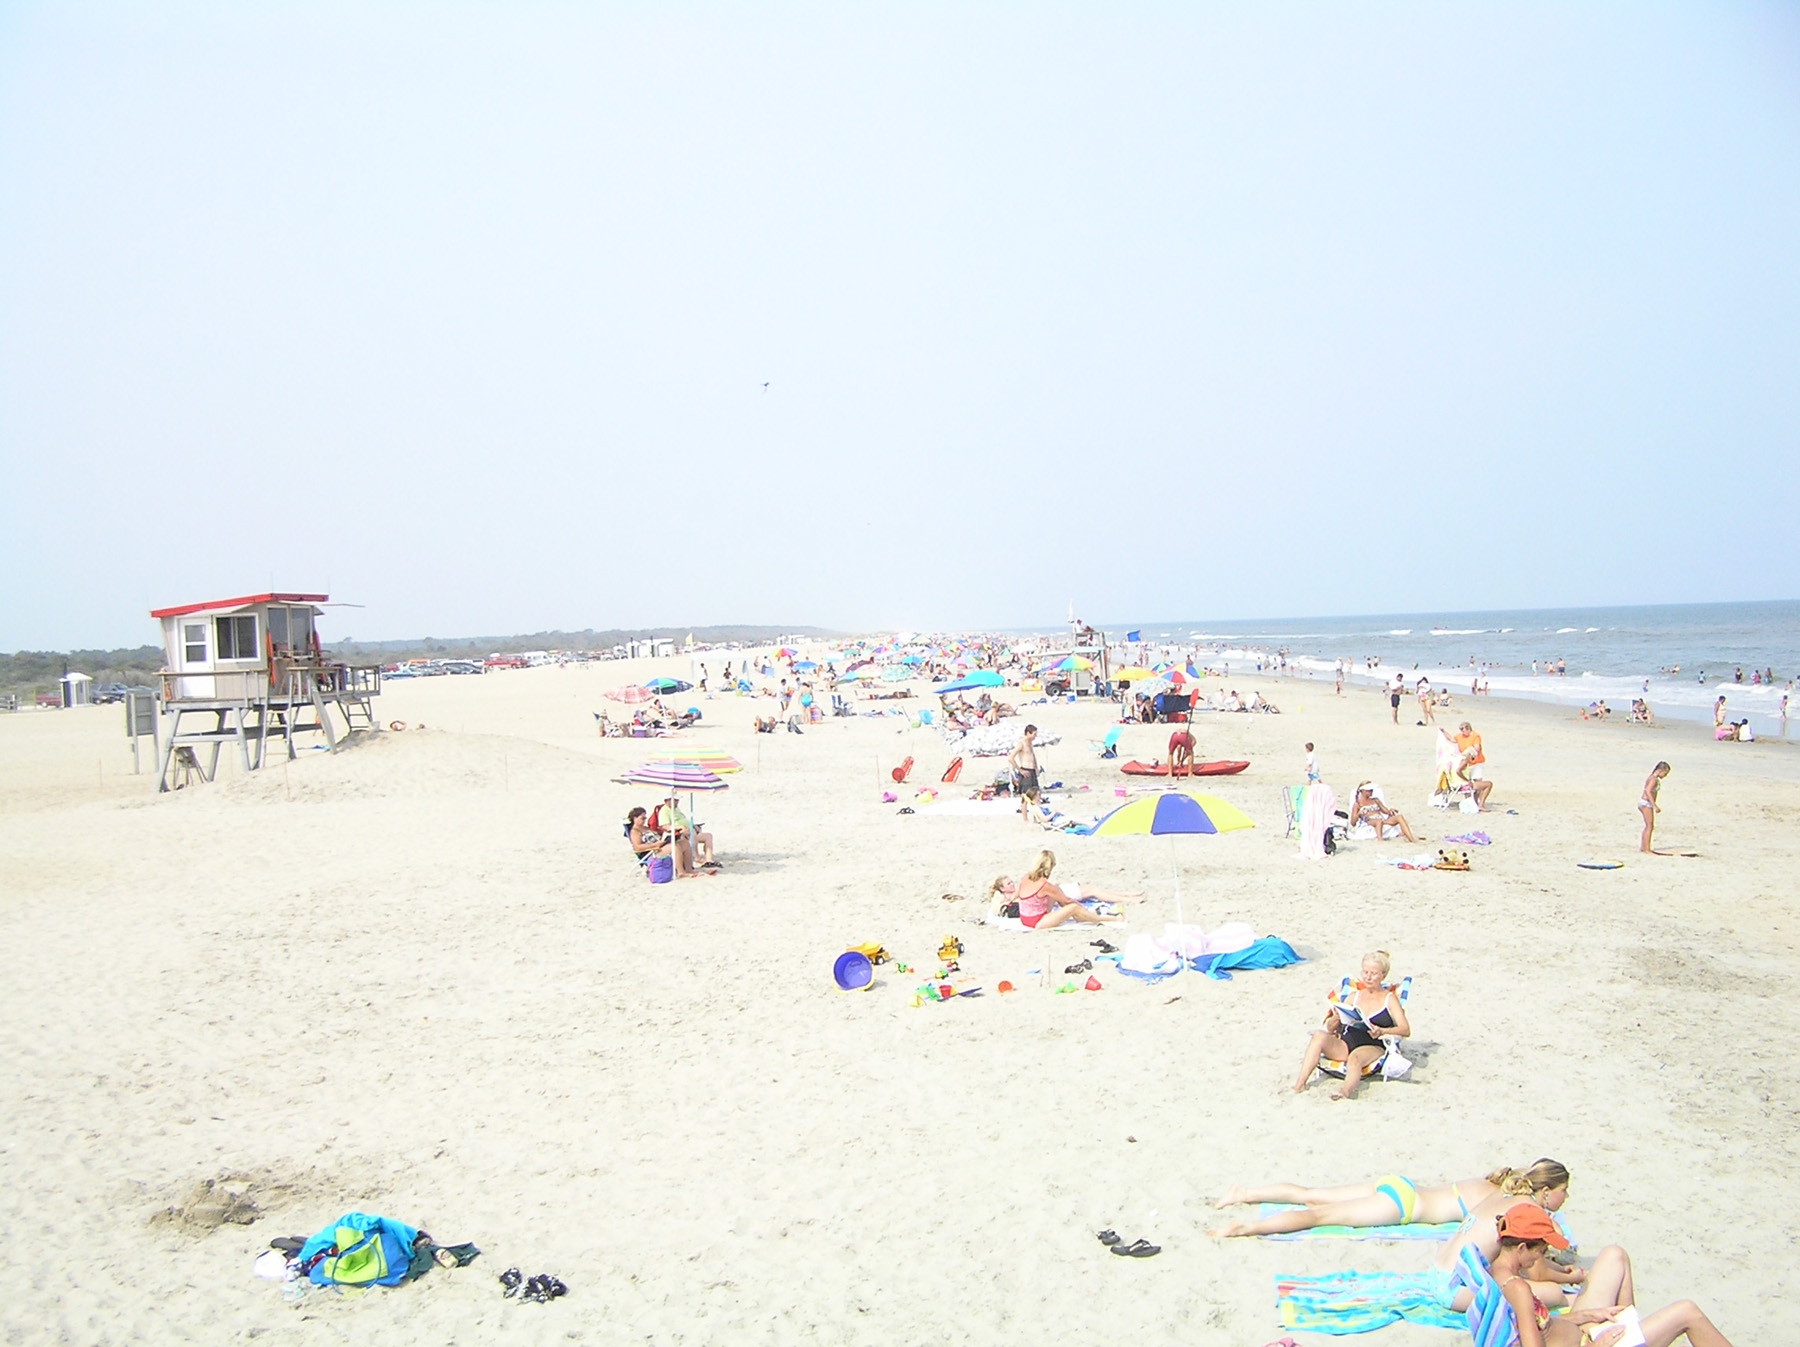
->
[1350,783,1419,842]
[1289,950,1410,1099]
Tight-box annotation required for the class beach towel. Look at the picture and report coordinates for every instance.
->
[1119,933,1183,977]
[1159,922,1256,959]
[1443,831,1491,845]
[1191,936,1302,980]
[1274,1269,1464,1335]
[1299,783,1336,860]
[1255,1205,1459,1241]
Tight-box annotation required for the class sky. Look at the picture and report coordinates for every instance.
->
[2,2,1798,650]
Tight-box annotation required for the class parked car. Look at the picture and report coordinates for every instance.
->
[92,682,132,704]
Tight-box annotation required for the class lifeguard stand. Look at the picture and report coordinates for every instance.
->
[149,592,381,792]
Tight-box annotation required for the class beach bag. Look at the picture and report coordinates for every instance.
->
[1000,902,1020,919]
[299,1213,420,1288]
[647,855,674,884]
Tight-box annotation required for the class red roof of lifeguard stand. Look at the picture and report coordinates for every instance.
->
[150,593,329,619]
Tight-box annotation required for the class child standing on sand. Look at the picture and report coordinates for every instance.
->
[1639,761,1671,853]
[1304,743,1319,783]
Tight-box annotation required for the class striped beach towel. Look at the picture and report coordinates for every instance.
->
[1274,1270,1466,1335]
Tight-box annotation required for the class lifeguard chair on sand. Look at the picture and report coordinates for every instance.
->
[149,592,381,792]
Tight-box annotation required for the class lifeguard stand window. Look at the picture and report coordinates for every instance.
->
[268,607,289,649]
[183,623,207,663]
[215,614,257,660]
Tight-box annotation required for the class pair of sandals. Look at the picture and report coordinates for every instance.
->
[500,1268,567,1302]
[1063,959,1093,975]
[1097,1229,1160,1258]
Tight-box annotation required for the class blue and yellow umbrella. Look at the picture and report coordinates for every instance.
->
[1089,789,1254,969]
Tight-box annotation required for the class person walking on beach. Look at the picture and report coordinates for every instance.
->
[1416,676,1435,725]
[1304,742,1319,783]
[1389,674,1404,725]
[1640,761,1671,853]
[1009,724,1041,823]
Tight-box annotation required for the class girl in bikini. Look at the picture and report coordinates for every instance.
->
[1639,761,1670,854]
[1287,950,1411,1099]
[1211,1158,1569,1240]
[1488,1203,1735,1347]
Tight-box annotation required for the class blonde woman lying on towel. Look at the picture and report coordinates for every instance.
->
[1210,1157,1571,1240]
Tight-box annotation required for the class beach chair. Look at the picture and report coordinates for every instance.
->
[1447,1244,1512,1347]
[1095,727,1122,758]
[1315,976,1414,1082]
[1281,785,1306,838]
[919,708,935,728]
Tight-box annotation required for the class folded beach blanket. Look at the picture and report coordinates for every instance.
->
[1256,1205,1459,1242]
[1275,1270,1464,1335]
[1443,831,1492,845]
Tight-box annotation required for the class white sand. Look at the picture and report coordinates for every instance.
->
[3,657,1796,1344]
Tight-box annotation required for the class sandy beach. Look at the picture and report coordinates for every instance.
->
[3,656,1796,1345]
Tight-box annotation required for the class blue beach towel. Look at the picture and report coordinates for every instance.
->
[1275,1269,1465,1335]
[1191,936,1303,980]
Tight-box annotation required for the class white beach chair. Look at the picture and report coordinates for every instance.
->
[1315,975,1414,1081]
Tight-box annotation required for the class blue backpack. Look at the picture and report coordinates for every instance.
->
[298,1212,422,1287]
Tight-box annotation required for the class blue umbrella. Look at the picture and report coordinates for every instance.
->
[642,677,693,694]
[934,670,1004,695]
[794,660,818,672]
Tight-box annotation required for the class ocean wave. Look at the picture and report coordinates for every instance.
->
[1387,629,1412,636]
[1555,627,1579,633]
[1429,628,1492,636]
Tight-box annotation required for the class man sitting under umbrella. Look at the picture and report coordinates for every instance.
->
[650,795,718,869]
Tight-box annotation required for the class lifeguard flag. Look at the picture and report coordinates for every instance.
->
[1126,630,1141,642]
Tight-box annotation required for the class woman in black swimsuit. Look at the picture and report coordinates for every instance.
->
[1291,950,1411,1099]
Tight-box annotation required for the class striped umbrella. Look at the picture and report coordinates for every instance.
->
[618,759,729,791]
[605,684,652,704]
[677,748,743,774]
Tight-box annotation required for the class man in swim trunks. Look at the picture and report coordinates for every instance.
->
[1390,674,1404,724]
[1008,724,1041,823]
[1167,727,1195,776]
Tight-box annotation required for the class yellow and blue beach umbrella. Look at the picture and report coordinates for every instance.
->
[1089,790,1254,836]
[1089,789,1254,970]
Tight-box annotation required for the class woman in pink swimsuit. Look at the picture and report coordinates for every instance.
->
[988,850,1134,929]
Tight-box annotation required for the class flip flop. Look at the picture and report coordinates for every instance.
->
[499,1267,523,1298]
[1064,959,1093,975]
[1097,1229,1121,1246]
[1091,939,1120,954]
[1111,1239,1160,1257]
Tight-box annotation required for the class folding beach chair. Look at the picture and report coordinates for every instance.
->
[1315,976,1414,1081]
[1447,1244,1513,1347]
[1281,785,1307,838]
[1095,727,1122,758]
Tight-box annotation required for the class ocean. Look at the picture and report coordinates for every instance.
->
[1103,600,1799,735]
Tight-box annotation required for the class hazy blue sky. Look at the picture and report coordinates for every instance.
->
[3,2,1797,649]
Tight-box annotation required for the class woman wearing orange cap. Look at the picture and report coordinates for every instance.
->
[1489,1202,1734,1346]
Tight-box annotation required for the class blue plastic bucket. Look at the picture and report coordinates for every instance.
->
[833,950,874,992]
[647,855,674,884]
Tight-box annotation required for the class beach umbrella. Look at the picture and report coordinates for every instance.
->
[605,684,652,704]
[794,660,818,672]
[1045,655,1093,672]
[618,759,728,790]
[1114,666,1157,681]
[934,670,1004,695]
[678,748,743,773]
[1089,789,1254,970]
[642,677,692,694]
[776,647,799,658]
[900,654,925,666]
